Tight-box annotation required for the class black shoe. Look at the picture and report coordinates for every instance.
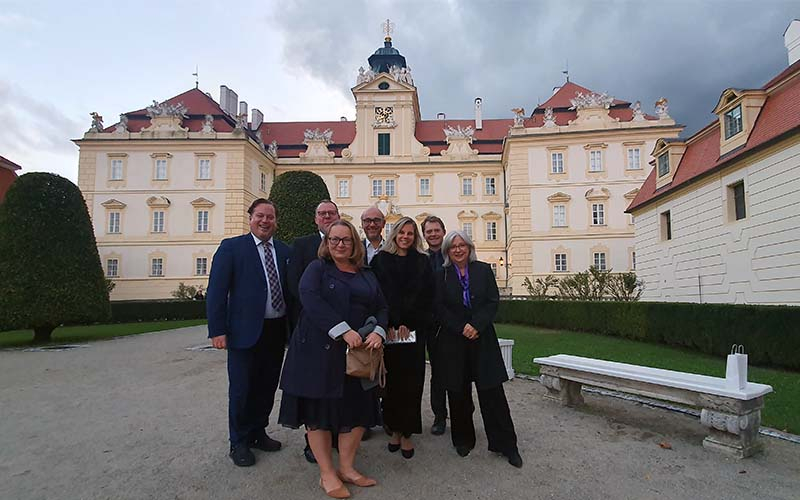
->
[401,447,415,459]
[456,446,471,457]
[506,450,523,468]
[361,428,373,441]
[229,443,255,467]
[431,419,446,436]
[387,442,400,453]
[303,444,317,464]
[249,431,281,452]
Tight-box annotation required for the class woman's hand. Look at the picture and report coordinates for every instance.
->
[343,330,363,349]
[398,325,410,340]
[462,323,479,340]
[387,327,397,342]
[364,332,383,349]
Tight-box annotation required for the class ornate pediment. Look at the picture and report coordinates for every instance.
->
[584,187,611,201]
[353,73,416,92]
[457,209,478,220]
[481,211,502,220]
[623,188,640,200]
[299,128,334,162]
[414,212,431,223]
[547,192,572,203]
[441,125,478,159]
[190,197,215,208]
[142,100,189,135]
[146,196,171,208]
[570,92,614,110]
[101,199,127,209]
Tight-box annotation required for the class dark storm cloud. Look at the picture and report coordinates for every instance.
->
[272,0,797,136]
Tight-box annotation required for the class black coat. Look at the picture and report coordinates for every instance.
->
[287,232,322,329]
[434,260,508,392]
[370,250,434,332]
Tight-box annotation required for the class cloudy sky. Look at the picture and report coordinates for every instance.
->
[1,0,796,181]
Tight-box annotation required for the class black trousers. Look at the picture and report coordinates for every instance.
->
[227,317,287,445]
[426,329,448,421]
[448,383,518,455]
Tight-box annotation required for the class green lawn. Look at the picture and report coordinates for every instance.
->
[0,320,207,348]
[497,323,800,435]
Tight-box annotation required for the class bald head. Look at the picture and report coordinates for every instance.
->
[360,206,386,245]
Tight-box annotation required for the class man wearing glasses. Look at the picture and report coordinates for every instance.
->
[360,206,386,265]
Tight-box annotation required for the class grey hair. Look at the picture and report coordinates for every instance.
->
[380,216,426,255]
[441,230,478,267]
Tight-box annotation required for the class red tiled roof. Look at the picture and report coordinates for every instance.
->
[537,81,629,111]
[628,62,800,212]
[0,155,22,172]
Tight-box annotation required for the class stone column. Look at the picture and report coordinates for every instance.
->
[699,394,764,458]
[540,368,583,406]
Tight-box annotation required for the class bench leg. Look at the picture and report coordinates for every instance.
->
[699,395,764,458]
[540,374,584,406]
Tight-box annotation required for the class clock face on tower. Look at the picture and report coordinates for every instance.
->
[375,106,394,124]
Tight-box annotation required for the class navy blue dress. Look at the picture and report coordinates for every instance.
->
[279,267,383,433]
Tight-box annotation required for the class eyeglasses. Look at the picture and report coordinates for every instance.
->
[451,244,469,251]
[361,218,384,225]
[316,211,338,217]
[328,237,354,247]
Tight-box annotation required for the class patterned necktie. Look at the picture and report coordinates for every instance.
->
[263,241,285,310]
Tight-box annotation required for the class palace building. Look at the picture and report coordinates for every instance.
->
[75,30,682,300]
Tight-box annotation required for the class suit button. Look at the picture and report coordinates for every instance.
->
[324,344,331,350]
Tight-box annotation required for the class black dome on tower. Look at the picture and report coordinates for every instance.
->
[368,38,407,74]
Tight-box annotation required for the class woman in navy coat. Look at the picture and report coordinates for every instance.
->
[279,220,387,498]
[434,229,522,468]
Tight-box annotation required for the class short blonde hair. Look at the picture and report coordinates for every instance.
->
[380,216,426,255]
[317,220,365,268]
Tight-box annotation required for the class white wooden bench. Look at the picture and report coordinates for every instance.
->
[533,354,773,458]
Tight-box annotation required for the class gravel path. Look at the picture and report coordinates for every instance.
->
[1,325,798,500]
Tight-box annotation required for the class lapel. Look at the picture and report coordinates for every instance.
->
[246,233,268,286]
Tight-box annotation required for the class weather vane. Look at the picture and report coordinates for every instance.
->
[192,65,199,89]
[382,18,395,41]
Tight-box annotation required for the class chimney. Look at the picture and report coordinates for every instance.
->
[251,109,264,130]
[474,97,483,130]
[220,85,229,111]
[786,19,800,65]
[239,101,248,122]
[227,89,238,116]
[340,116,347,121]
[437,112,446,120]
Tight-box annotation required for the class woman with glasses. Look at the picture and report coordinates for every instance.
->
[434,230,522,468]
[370,216,434,459]
[279,220,387,498]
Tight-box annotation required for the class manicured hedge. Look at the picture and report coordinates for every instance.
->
[110,300,206,323]
[497,300,800,370]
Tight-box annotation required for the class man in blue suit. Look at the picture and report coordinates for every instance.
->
[207,198,291,467]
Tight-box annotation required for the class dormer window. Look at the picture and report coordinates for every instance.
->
[657,153,669,177]
[724,105,743,139]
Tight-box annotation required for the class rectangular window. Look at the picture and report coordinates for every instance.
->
[419,178,430,196]
[385,179,396,196]
[110,159,123,180]
[552,205,566,227]
[106,259,119,278]
[589,150,603,172]
[593,252,607,270]
[260,172,267,192]
[151,258,163,277]
[732,182,746,220]
[626,148,641,170]
[152,211,165,233]
[155,159,168,180]
[198,159,211,179]
[196,257,208,276]
[555,253,567,272]
[724,105,743,139]
[657,153,669,177]
[632,251,637,271]
[108,212,121,234]
[591,203,605,226]
[485,177,496,196]
[372,179,382,197]
[338,179,349,198]
[551,152,564,173]
[378,133,390,155]
[490,263,497,277]
[486,221,497,241]
[662,211,672,241]
[462,222,473,240]
[462,178,473,196]
[197,210,209,232]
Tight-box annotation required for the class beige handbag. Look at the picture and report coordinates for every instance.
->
[346,345,387,387]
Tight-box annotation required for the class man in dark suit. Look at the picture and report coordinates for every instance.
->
[287,199,341,464]
[207,198,291,467]
[422,215,448,435]
[360,205,385,264]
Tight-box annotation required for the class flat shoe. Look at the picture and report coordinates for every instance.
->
[456,446,471,457]
[320,478,351,499]
[401,447,415,459]
[337,471,377,487]
[387,442,400,453]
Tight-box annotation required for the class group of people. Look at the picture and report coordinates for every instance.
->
[207,198,522,499]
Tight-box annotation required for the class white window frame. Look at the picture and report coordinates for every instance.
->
[110,159,124,180]
[385,179,396,197]
[724,105,743,139]
[372,179,383,197]
[197,210,209,232]
[593,252,607,270]
[419,177,431,196]
[551,152,564,174]
[260,172,267,192]
[106,258,119,277]
[589,150,603,172]
[198,158,211,180]
[152,211,165,233]
[485,177,496,196]
[108,212,121,234]
[151,258,164,277]
[462,177,473,196]
[626,148,641,170]
[196,257,208,276]
[486,221,497,241]
[591,203,605,226]
[555,253,567,272]
[462,222,473,240]
[155,159,168,180]
[552,204,566,227]
[657,153,670,177]
[338,179,349,198]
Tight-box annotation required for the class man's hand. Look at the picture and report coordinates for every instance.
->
[211,335,227,349]
[462,323,479,340]
[387,327,397,342]
[364,332,383,349]
[343,330,363,349]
